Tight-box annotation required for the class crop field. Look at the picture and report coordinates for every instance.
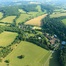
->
[50,13,66,18]
[25,14,47,26]
[62,19,66,25]
[16,14,31,25]
[0,12,3,19]
[0,16,16,23]
[1,41,51,66]
[0,31,18,47]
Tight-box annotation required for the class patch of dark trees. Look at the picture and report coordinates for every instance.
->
[41,15,66,66]
[42,15,66,41]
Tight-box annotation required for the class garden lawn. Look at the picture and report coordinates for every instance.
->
[0,31,18,47]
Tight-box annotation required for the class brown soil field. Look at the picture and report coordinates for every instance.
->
[25,14,47,26]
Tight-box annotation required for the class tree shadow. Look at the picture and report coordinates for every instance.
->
[49,51,60,66]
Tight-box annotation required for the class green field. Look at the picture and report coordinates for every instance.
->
[36,5,42,12]
[0,31,18,47]
[62,19,66,25]
[16,14,31,25]
[0,12,3,19]
[1,41,51,66]
[0,16,16,23]
[18,9,26,13]
[50,13,66,18]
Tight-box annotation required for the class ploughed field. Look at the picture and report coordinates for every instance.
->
[25,14,47,26]
[0,31,18,47]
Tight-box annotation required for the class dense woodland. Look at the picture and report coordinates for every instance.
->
[42,15,66,66]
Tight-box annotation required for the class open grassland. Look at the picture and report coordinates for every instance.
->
[25,14,47,26]
[28,12,45,18]
[2,41,51,66]
[18,9,26,14]
[28,12,39,17]
[16,14,31,25]
[50,13,66,18]
[0,31,18,47]
[62,19,66,25]
[36,5,42,12]
[0,12,3,19]
[0,16,16,23]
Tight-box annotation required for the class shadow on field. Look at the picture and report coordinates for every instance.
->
[49,51,60,66]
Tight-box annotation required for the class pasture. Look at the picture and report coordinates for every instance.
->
[0,12,3,19]
[36,5,42,12]
[62,19,66,25]
[50,13,66,18]
[16,14,31,25]
[3,41,51,66]
[0,16,16,23]
[0,31,18,47]
[25,14,47,26]
[18,9,26,13]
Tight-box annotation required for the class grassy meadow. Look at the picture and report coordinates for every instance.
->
[16,14,31,25]
[50,13,66,18]
[2,41,51,66]
[25,14,47,26]
[0,16,16,23]
[18,9,26,14]
[0,12,3,19]
[62,19,66,25]
[0,31,18,47]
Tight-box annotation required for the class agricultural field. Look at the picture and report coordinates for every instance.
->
[62,19,66,25]
[25,14,47,26]
[0,16,16,23]
[18,9,26,14]
[28,12,39,17]
[36,5,42,12]
[1,41,51,66]
[0,12,3,19]
[16,14,31,25]
[50,13,66,18]
[0,31,18,47]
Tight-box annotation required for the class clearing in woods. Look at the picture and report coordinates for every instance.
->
[25,14,47,26]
